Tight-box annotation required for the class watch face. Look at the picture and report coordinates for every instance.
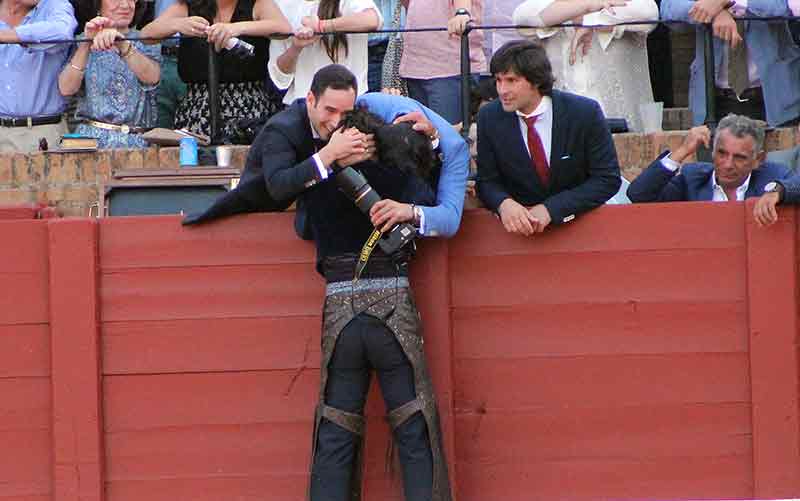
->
[764,182,777,192]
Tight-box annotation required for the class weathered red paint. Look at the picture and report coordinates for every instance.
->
[1,201,799,501]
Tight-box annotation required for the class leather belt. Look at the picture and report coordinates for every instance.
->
[85,119,151,134]
[716,86,763,103]
[0,115,63,127]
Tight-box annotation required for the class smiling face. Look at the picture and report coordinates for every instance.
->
[100,0,136,28]
[712,129,764,189]
[494,69,541,116]
[306,87,356,141]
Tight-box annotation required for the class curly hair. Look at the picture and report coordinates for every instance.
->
[338,106,436,182]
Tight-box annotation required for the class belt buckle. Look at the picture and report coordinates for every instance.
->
[735,93,750,103]
[120,124,130,134]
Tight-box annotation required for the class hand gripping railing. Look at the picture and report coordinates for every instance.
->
[3,16,797,143]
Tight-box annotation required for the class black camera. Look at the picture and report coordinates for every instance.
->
[335,166,417,255]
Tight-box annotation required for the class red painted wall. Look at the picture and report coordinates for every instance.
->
[2,202,799,501]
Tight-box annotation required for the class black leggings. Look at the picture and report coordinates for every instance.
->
[310,313,433,501]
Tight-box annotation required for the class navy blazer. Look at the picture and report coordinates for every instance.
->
[476,90,621,225]
[181,101,313,226]
[627,152,800,203]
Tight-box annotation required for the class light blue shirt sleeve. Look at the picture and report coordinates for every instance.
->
[14,0,77,51]
[357,93,469,238]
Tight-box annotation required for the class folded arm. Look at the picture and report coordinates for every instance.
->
[8,0,77,53]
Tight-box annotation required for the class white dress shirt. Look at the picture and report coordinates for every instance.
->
[516,95,553,166]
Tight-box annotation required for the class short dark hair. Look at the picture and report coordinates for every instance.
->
[490,40,555,96]
[310,64,358,99]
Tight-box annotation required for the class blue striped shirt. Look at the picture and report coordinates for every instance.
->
[0,0,77,117]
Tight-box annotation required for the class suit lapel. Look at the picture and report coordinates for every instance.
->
[698,171,714,200]
[548,91,568,190]
[293,99,315,158]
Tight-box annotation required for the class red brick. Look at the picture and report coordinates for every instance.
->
[143,146,159,168]
[0,154,12,185]
[0,189,35,205]
[158,146,180,168]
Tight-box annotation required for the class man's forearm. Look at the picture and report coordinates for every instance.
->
[0,29,20,43]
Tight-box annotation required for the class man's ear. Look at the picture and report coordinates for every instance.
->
[306,90,316,109]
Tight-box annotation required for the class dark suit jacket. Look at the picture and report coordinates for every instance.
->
[183,99,317,231]
[476,90,621,225]
[627,152,800,203]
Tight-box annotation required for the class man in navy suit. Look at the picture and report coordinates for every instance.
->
[476,39,622,236]
[627,113,800,226]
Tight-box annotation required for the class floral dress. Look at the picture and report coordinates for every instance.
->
[73,30,161,149]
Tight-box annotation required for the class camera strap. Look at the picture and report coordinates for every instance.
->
[354,228,383,282]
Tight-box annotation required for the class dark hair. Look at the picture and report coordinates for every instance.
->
[310,64,358,98]
[181,0,216,22]
[338,106,436,181]
[74,0,148,32]
[318,0,348,63]
[489,39,555,96]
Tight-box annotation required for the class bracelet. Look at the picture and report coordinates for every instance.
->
[120,42,135,59]
[69,63,85,72]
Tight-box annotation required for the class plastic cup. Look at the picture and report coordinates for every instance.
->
[216,145,233,167]
[639,102,664,134]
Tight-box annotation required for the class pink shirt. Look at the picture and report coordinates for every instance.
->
[400,0,487,79]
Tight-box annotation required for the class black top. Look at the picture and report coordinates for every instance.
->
[305,162,436,277]
[178,0,269,83]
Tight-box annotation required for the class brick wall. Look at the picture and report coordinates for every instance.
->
[1,127,798,217]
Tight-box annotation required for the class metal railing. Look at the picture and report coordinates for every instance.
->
[2,16,797,143]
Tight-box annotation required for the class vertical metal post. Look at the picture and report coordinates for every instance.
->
[207,44,221,145]
[697,24,717,162]
[460,25,473,138]
[702,24,717,128]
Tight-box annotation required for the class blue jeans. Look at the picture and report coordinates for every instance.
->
[405,76,463,125]
[367,40,388,93]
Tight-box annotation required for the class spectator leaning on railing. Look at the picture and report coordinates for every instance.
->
[476,39,622,236]
[399,0,486,125]
[661,0,800,127]
[627,113,800,226]
[0,0,77,153]
[59,1,161,149]
[141,0,290,139]
[269,0,382,106]
[513,0,659,132]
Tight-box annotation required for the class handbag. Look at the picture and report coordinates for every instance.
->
[380,1,408,95]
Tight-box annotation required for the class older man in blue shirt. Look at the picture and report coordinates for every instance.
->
[0,0,76,152]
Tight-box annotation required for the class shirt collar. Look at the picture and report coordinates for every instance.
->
[308,115,321,140]
[516,96,552,121]
[711,171,752,200]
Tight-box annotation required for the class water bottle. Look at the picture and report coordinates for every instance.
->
[179,137,198,167]
[224,37,255,58]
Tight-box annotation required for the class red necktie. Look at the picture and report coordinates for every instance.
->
[524,115,549,187]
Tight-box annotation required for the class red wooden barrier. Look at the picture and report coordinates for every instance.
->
[1,203,799,501]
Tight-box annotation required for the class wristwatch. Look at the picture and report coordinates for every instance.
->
[411,204,423,228]
[764,181,785,202]
[453,7,471,17]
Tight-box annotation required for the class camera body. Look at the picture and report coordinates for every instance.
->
[335,166,417,255]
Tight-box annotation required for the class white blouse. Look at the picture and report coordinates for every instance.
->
[513,0,659,132]
[270,0,382,104]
